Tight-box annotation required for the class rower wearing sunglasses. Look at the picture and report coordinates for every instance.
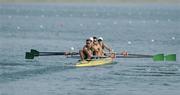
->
[79,39,93,61]
[98,37,112,55]
[92,37,104,57]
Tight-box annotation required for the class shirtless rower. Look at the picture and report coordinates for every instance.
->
[92,37,104,57]
[79,39,93,61]
[98,37,112,55]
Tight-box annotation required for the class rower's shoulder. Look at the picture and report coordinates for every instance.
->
[102,42,106,46]
[83,45,88,49]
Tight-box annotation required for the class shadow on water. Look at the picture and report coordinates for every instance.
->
[0,63,75,83]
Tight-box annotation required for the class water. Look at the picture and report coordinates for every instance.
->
[0,3,180,95]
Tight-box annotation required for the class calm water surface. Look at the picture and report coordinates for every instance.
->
[0,3,180,95]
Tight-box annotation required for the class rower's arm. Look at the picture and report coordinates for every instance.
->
[83,47,93,58]
[103,43,112,52]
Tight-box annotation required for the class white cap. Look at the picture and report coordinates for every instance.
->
[89,37,93,41]
[98,37,103,41]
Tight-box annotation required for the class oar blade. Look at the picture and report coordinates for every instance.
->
[25,52,34,59]
[153,54,164,61]
[31,49,39,56]
[165,54,176,61]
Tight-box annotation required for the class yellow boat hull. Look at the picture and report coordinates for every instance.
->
[75,57,114,67]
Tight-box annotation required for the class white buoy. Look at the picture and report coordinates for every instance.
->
[97,22,101,25]
[128,41,132,44]
[40,25,44,29]
[112,49,114,52]
[151,39,155,42]
[71,47,74,51]
[80,24,83,27]
[17,26,20,30]
[172,37,175,40]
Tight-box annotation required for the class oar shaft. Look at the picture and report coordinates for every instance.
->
[38,52,79,56]
[114,53,153,57]
[40,52,66,54]
[30,49,78,56]
[39,52,66,55]
[116,55,152,58]
[128,54,153,57]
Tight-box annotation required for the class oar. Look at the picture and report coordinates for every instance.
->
[25,49,176,61]
[117,54,153,57]
[70,54,176,61]
[112,52,152,57]
[30,49,78,56]
[113,52,176,61]
[116,53,176,61]
[25,49,79,59]
[165,54,176,61]
[115,54,164,61]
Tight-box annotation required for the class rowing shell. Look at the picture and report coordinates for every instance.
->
[75,56,114,67]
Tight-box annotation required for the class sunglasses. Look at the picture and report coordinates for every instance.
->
[93,39,98,42]
[86,42,91,44]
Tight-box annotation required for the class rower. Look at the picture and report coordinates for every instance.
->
[98,37,112,55]
[79,39,93,61]
[92,37,104,57]
[89,37,94,46]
